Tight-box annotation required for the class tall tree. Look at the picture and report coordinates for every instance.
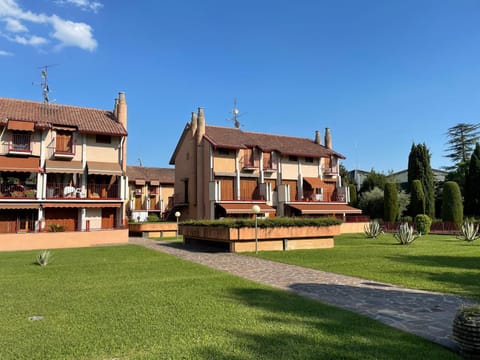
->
[408,143,435,218]
[410,179,425,217]
[383,183,398,222]
[359,170,387,193]
[465,143,480,216]
[442,181,463,227]
[444,123,480,192]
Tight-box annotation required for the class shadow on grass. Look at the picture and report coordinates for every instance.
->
[196,287,460,360]
[386,254,480,270]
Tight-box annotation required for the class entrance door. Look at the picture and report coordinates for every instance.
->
[101,208,116,229]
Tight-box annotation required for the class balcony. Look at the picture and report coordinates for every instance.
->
[240,155,259,171]
[8,133,32,155]
[0,183,37,198]
[322,165,338,175]
[46,183,119,199]
[302,188,347,203]
[263,158,278,172]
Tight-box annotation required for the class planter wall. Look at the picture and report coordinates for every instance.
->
[129,222,177,238]
[180,224,340,252]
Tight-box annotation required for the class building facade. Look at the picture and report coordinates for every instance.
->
[126,166,174,221]
[0,93,128,235]
[169,108,361,220]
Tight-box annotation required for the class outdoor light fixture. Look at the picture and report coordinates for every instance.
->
[251,205,261,254]
[175,211,181,242]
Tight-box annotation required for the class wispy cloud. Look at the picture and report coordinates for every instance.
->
[0,49,13,55]
[0,0,98,52]
[55,0,103,13]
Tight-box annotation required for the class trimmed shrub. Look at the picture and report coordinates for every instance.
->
[383,183,398,222]
[181,217,342,229]
[146,214,160,222]
[441,181,463,227]
[415,214,432,235]
[410,179,425,217]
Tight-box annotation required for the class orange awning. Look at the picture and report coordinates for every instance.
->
[0,203,40,209]
[42,202,121,208]
[87,162,123,175]
[0,156,40,172]
[150,180,160,186]
[303,177,324,188]
[218,203,276,214]
[135,179,146,185]
[288,203,362,214]
[45,160,83,174]
[7,120,34,132]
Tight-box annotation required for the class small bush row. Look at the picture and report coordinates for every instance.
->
[181,217,342,229]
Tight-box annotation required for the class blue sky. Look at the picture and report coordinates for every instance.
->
[1,0,480,173]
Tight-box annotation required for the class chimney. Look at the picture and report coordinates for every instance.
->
[191,111,197,137]
[196,107,205,145]
[314,130,322,145]
[117,92,127,172]
[113,98,119,118]
[325,127,332,149]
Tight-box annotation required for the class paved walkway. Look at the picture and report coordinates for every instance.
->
[129,237,475,350]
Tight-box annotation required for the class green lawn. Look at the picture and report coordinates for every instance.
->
[0,245,457,359]
[253,233,480,300]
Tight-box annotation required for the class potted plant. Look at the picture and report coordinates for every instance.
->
[452,304,480,359]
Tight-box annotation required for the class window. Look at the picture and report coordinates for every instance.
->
[55,131,73,153]
[10,131,31,152]
[305,157,314,163]
[96,134,112,144]
[288,155,298,162]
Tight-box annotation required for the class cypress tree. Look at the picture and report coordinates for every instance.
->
[465,142,480,216]
[441,181,463,226]
[407,143,435,218]
[383,183,398,222]
[410,179,425,217]
[348,184,358,207]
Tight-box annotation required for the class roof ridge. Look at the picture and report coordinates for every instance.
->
[205,123,315,142]
[0,97,112,113]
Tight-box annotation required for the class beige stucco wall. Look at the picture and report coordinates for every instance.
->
[173,132,196,219]
[340,222,369,234]
[0,228,128,251]
[300,161,320,178]
[85,135,121,162]
[213,154,236,173]
[281,161,299,180]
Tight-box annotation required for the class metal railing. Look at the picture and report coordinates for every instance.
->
[46,183,119,199]
[9,133,32,153]
[0,183,37,198]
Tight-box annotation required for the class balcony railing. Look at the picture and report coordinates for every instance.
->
[46,183,119,199]
[322,166,338,175]
[0,183,37,198]
[240,155,259,170]
[263,158,278,171]
[301,189,346,203]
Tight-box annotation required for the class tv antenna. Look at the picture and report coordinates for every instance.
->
[33,64,58,104]
[228,99,246,128]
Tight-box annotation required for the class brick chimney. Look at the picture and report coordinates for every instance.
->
[196,107,205,145]
[314,130,322,145]
[324,127,332,149]
[191,111,197,137]
[116,92,127,172]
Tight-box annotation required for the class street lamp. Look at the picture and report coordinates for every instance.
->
[251,205,261,254]
[175,211,181,242]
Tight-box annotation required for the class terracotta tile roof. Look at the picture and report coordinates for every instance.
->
[0,97,127,136]
[127,166,174,183]
[204,125,345,159]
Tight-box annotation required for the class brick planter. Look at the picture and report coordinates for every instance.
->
[180,224,340,252]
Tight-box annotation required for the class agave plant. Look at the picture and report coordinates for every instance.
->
[364,220,382,238]
[394,223,420,245]
[458,221,480,242]
[35,250,53,267]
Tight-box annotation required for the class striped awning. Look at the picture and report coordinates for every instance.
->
[288,203,362,214]
[87,162,123,175]
[7,119,34,132]
[42,202,121,208]
[0,203,40,209]
[303,177,324,188]
[45,160,83,174]
[0,156,40,172]
[218,203,276,214]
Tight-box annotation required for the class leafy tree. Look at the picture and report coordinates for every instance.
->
[359,170,387,193]
[407,143,435,218]
[441,181,463,226]
[465,143,480,216]
[383,183,398,222]
[397,190,410,219]
[358,187,384,219]
[444,123,480,192]
[409,179,425,217]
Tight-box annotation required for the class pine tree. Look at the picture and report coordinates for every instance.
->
[407,143,435,218]
[383,183,398,222]
[410,179,425,217]
[441,181,463,226]
[444,123,480,192]
[465,142,480,216]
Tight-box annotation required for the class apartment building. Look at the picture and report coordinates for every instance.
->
[0,93,128,241]
[126,166,174,221]
[169,108,361,220]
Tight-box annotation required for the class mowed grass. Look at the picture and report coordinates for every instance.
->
[0,245,457,359]
[254,233,480,300]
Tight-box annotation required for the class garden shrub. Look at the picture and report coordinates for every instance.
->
[146,214,160,222]
[383,183,398,222]
[415,214,432,235]
[441,181,463,227]
[457,221,480,242]
[358,187,384,219]
[410,179,425,217]
[48,224,65,232]
[181,217,342,229]
[35,250,53,266]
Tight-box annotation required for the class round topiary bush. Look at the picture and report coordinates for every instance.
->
[414,214,432,235]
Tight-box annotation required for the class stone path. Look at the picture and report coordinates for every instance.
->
[129,237,475,350]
